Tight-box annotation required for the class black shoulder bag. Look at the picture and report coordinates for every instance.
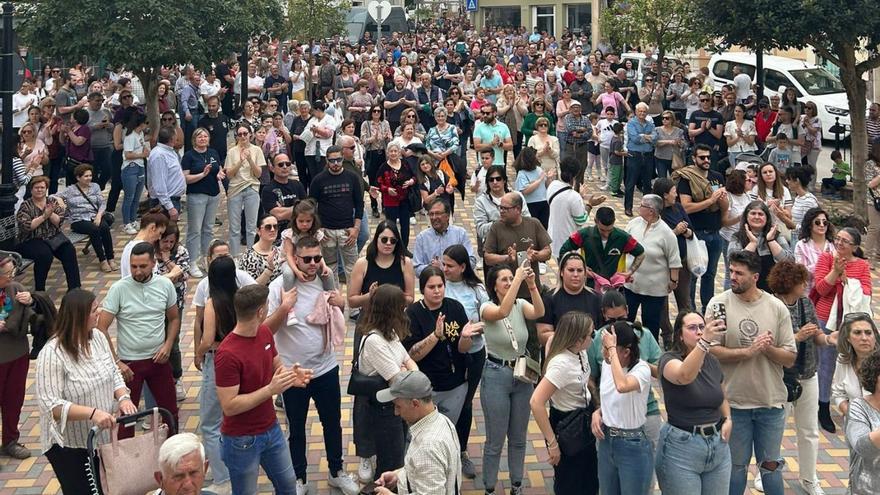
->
[346,332,389,398]
[76,185,115,226]
[554,352,595,456]
[782,298,805,402]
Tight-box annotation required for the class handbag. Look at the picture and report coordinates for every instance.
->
[346,332,389,397]
[75,185,114,225]
[783,298,810,402]
[671,150,685,170]
[500,316,540,385]
[406,184,423,213]
[44,232,69,251]
[554,353,595,456]
[96,409,169,495]
[870,189,880,212]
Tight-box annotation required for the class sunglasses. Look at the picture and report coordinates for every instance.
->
[662,116,671,120]
[327,157,343,163]
[537,123,548,127]
[262,224,278,230]
[371,109,382,113]
[487,176,504,183]
[297,254,323,264]
[695,155,711,161]
[645,78,654,82]
[275,161,292,168]
[699,98,710,102]
[379,236,398,245]
[161,117,175,121]
[121,95,133,99]
[813,219,828,226]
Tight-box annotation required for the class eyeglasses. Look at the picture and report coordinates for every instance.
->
[262,224,278,230]
[498,205,517,211]
[813,219,828,226]
[834,236,854,245]
[275,161,292,167]
[297,254,323,264]
[684,323,706,332]
[20,130,33,134]
[236,132,250,137]
[161,117,175,121]
[487,176,504,183]
[327,157,343,163]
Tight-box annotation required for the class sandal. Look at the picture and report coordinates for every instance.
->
[100,261,113,273]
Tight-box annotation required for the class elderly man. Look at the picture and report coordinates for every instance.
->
[310,145,363,282]
[374,371,461,495]
[412,198,476,276]
[153,433,219,495]
[563,100,592,184]
[867,102,880,154]
[148,127,187,221]
[338,135,370,252]
[624,102,656,216]
[416,72,444,129]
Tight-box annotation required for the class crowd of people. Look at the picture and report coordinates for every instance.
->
[1,18,879,495]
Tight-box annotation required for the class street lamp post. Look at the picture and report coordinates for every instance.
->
[0,2,18,250]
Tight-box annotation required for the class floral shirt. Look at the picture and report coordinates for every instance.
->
[156,245,190,309]
[16,198,65,243]
[867,160,880,205]
[238,245,285,283]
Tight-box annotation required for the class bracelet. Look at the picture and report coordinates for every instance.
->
[696,339,710,353]
[604,345,615,351]
[89,408,97,420]
[545,438,558,448]
[117,394,131,403]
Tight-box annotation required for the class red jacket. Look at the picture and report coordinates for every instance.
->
[811,252,871,323]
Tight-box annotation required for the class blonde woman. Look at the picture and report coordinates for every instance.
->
[527,117,560,173]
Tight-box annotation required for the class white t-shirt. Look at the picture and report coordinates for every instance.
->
[546,180,586,259]
[122,131,147,170]
[192,269,256,307]
[733,73,752,101]
[598,118,617,148]
[267,276,337,378]
[599,359,651,429]
[545,349,591,412]
[724,120,758,153]
[720,193,753,241]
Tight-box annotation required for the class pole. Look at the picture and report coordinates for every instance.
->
[239,46,248,111]
[0,2,18,251]
[376,5,383,59]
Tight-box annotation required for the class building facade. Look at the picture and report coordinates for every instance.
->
[473,1,601,49]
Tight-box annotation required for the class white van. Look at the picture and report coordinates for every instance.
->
[620,52,683,86]
[708,52,850,136]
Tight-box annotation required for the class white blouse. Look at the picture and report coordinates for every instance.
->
[36,330,127,453]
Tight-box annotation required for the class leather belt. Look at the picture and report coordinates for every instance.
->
[486,354,516,368]
[670,418,725,438]
[604,425,646,439]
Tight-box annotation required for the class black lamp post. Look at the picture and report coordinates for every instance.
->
[0,2,18,250]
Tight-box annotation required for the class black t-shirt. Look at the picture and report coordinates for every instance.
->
[676,170,724,231]
[659,351,724,427]
[216,63,232,89]
[309,169,364,229]
[688,110,724,148]
[538,288,603,329]
[181,148,222,196]
[260,179,307,232]
[289,116,310,154]
[199,114,231,160]
[403,298,468,391]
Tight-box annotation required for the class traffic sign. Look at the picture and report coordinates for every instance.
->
[367,0,392,24]
[466,0,478,13]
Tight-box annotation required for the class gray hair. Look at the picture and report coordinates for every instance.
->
[158,433,205,473]
[298,101,311,110]
[641,194,663,214]
[386,142,402,153]
[433,107,448,118]
[635,102,650,113]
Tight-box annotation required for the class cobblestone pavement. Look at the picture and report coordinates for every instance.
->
[0,165,867,494]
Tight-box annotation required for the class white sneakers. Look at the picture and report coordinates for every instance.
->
[801,478,826,495]
[295,479,308,495]
[175,380,186,402]
[357,456,375,483]
[327,471,360,495]
[189,265,205,278]
[123,222,138,235]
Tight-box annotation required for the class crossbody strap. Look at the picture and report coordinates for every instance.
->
[76,185,100,213]
[351,332,374,370]
[548,185,572,206]
[501,315,521,356]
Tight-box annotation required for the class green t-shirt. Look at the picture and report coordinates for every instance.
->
[831,161,850,181]
[588,323,662,416]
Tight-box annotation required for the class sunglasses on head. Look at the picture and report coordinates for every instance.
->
[379,236,398,245]
[297,254,323,264]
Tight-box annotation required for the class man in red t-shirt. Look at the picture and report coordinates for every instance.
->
[215,284,312,494]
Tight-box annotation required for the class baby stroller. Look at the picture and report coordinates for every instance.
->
[732,152,764,172]
[86,407,177,495]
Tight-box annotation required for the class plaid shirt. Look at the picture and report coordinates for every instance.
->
[396,409,461,495]
[564,114,592,145]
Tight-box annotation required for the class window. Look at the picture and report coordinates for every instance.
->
[567,4,591,35]
[763,69,790,95]
[533,6,555,37]
[789,67,845,96]
[484,7,521,28]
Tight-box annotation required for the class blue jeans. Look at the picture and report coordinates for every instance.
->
[728,407,786,495]
[357,208,369,254]
[227,187,261,256]
[624,151,654,212]
[92,146,113,190]
[222,422,297,495]
[690,229,723,314]
[597,428,654,495]
[721,238,731,290]
[817,318,837,403]
[655,157,671,179]
[480,360,533,491]
[186,193,221,262]
[200,352,229,484]
[121,165,145,224]
[655,423,731,495]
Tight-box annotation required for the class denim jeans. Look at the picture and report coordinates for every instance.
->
[816,318,837,403]
[721,237,731,290]
[121,164,145,224]
[479,360,533,491]
[624,151,653,212]
[107,149,123,211]
[186,193,221,262]
[690,229,723,314]
[655,423,731,495]
[281,366,344,482]
[597,428,654,495]
[222,422,298,495]
[357,208,370,254]
[655,157,672,179]
[227,187,260,256]
[92,146,113,189]
[728,407,786,495]
[199,352,229,484]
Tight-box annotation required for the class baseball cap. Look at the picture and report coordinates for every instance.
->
[570,100,582,107]
[376,370,433,403]
[482,65,494,73]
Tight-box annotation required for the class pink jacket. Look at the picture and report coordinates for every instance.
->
[306,292,346,352]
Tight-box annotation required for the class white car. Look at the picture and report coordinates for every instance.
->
[708,52,852,137]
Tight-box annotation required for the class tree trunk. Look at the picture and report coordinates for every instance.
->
[135,67,160,138]
[839,51,869,220]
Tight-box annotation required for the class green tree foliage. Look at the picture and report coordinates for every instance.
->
[285,0,350,42]
[697,0,880,219]
[18,0,283,126]
[600,0,710,60]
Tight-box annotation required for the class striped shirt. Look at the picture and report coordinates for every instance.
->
[867,117,880,152]
[36,330,127,453]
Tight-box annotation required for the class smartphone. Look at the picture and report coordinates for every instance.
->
[516,251,528,267]
[711,302,727,327]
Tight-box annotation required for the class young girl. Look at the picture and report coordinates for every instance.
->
[416,156,455,216]
[587,112,602,182]
[280,199,328,280]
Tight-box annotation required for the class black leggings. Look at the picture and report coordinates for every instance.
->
[106,149,123,212]
[455,347,486,451]
[16,238,81,292]
[366,149,386,211]
[71,219,115,261]
[46,444,94,494]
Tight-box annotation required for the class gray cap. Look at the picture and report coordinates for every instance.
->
[376,370,433,403]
